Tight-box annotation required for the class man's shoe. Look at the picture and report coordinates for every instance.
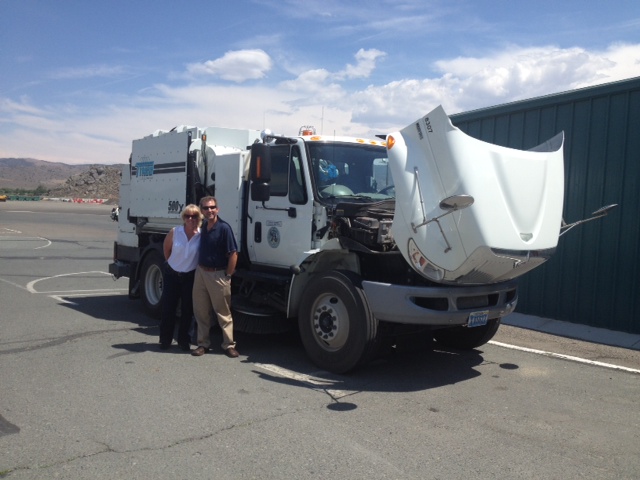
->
[178,343,191,352]
[191,346,208,356]
[225,347,239,358]
[159,343,171,351]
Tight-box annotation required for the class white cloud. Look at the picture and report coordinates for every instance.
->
[346,43,640,129]
[433,46,616,100]
[280,69,332,92]
[1,43,639,165]
[347,77,460,132]
[280,48,386,93]
[0,96,47,116]
[278,48,388,109]
[336,48,387,79]
[49,64,127,80]
[186,49,273,83]
[573,42,640,88]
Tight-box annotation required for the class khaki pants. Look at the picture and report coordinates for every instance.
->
[192,267,235,350]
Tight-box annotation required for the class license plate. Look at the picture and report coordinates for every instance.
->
[467,310,489,328]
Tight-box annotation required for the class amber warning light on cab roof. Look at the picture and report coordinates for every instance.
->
[299,125,316,136]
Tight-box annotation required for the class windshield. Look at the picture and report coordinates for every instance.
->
[307,142,393,200]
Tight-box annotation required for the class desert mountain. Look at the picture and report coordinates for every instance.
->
[0,158,125,202]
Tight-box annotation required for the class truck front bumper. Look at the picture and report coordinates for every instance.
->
[108,261,131,279]
[362,279,518,326]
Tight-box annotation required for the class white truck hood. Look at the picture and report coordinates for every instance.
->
[387,105,565,284]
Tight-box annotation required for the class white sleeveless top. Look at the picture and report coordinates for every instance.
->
[167,225,201,272]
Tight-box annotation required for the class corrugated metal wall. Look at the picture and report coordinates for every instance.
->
[451,77,640,334]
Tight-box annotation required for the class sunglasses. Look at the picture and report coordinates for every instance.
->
[184,214,199,220]
[201,205,218,210]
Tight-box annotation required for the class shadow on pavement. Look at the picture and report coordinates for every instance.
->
[58,293,157,329]
[58,294,498,395]
[237,328,489,395]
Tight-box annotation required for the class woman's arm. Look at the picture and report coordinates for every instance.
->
[163,228,174,260]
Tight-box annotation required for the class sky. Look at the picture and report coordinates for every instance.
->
[1,0,639,166]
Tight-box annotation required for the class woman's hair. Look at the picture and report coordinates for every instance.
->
[181,204,203,226]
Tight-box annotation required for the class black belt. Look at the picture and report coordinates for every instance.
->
[166,263,193,276]
[199,265,226,272]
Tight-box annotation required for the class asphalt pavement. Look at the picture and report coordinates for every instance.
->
[1,200,639,479]
[504,312,640,350]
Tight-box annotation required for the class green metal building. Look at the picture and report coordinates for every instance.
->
[451,76,640,334]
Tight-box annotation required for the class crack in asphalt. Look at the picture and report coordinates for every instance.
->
[0,407,312,476]
[0,327,136,355]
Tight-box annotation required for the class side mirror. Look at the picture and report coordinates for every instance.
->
[591,204,618,217]
[250,143,272,202]
[251,182,271,202]
[439,194,474,211]
[250,143,272,182]
[560,203,618,237]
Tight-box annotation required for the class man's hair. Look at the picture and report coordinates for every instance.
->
[199,196,217,207]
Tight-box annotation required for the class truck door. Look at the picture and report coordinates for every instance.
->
[247,144,314,268]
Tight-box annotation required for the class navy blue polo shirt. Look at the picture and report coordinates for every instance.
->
[198,217,238,269]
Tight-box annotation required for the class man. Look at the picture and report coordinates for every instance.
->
[191,196,239,358]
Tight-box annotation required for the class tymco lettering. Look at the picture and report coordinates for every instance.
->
[136,160,154,177]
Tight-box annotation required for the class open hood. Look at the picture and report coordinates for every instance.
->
[387,105,565,284]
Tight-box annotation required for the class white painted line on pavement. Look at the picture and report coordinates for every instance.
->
[489,340,640,374]
[34,237,52,249]
[1,274,126,295]
[49,295,76,304]
[49,291,127,304]
[42,289,127,294]
[0,277,29,291]
[253,363,354,399]
[26,271,115,293]
[0,235,51,248]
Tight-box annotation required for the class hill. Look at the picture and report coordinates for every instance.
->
[0,158,126,202]
[0,158,91,189]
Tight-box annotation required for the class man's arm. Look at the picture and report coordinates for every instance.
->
[226,251,238,276]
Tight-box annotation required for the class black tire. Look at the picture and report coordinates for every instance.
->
[298,271,378,374]
[140,250,164,319]
[230,296,292,334]
[231,308,292,334]
[433,318,501,350]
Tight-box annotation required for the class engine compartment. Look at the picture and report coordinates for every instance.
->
[329,200,396,252]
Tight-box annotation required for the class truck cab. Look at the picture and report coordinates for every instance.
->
[245,133,392,270]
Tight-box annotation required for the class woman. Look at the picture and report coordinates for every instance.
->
[158,204,202,351]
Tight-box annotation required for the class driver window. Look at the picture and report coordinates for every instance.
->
[268,145,307,204]
[269,146,289,196]
[289,146,307,204]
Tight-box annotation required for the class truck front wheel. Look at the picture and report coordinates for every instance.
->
[432,318,501,350]
[298,271,378,374]
[140,251,164,319]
